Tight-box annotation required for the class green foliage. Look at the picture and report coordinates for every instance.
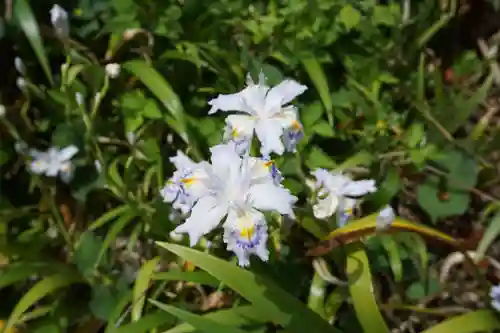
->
[1,0,500,332]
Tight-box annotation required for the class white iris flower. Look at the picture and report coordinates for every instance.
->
[311,169,376,221]
[208,73,307,156]
[159,151,210,215]
[28,145,79,183]
[173,143,297,262]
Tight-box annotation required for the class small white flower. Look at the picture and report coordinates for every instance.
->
[105,63,121,78]
[50,5,69,39]
[376,205,395,230]
[208,73,307,156]
[94,160,102,173]
[14,141,27,153]
[0,105,5,118]
[311,169,376,220]
[160,151,211,215]
[16,77,26,90]
[167,133,174,144]
[490,284,500,311]
[46,226,58,239]
[75,92,84,106]
[28,145,79,183]
[223,209,269,267]
[14,57,26,75]
[173,142,297,249]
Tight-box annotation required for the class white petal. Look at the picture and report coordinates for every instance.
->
[58,145,79,161]
[59,162,75,183]
[255,119,285,156]
[341,197,357,211]
[209,143,242,180]
[208,87,254,115]
[169,150,195,170]
[29,159,48,174]
[248,183,297,217]
[28,148,44,159]
[226,114,256,137]
[313,194,339,220]
[174,196,228,246]
[46,161,61,177]
[248,156,282,185]
[341,179,377,196]
[223,208,269,267]
[265,80,307,111]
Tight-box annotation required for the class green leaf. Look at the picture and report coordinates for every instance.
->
[132,257,160,321]
[335,151,373,171]
[446,74,494,134]
[142,99,163,119]
[52,121,85,149]
[89,205,131,230]
[396,233,429,280]
[379,235,403,282]
[73,231,103,276]
[0,263,69,289]
[372,5,398,26]
[417,175,470,222]
[156,243,338,333]
[300,58,335,125]
[405,276,439,301]
[307,273,327,318]
[95,209,137,267]
[311,122,334,137]
[345,245,390,333]
[436,149,478,189]
[420,310,500,333]
[368,167,401,207]
[2,273,81,332]
[123,60,188,142]
[13,0,53,85]
[90,282,128,321]
[339,5,361,31]
[260,63,284,86]
[476,211,500,259]
[405,123,425,148]
[302,102,324,128]
[151,301,248,333]
[164,305,263,333]
[114,311,176,333]
[153,270,220,287]
[306,147,337,169]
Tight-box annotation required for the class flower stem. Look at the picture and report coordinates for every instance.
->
[45,187,74,253]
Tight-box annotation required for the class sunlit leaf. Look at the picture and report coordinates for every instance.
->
[420,310,500,333]
[164,305,264,333]
[151,301,247,333]
[345,245,390,333]
[2,273,81,332]
[307,214,459,256]
[123,60,189,143]
[156,243,338,333]
[132,257,160,321]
